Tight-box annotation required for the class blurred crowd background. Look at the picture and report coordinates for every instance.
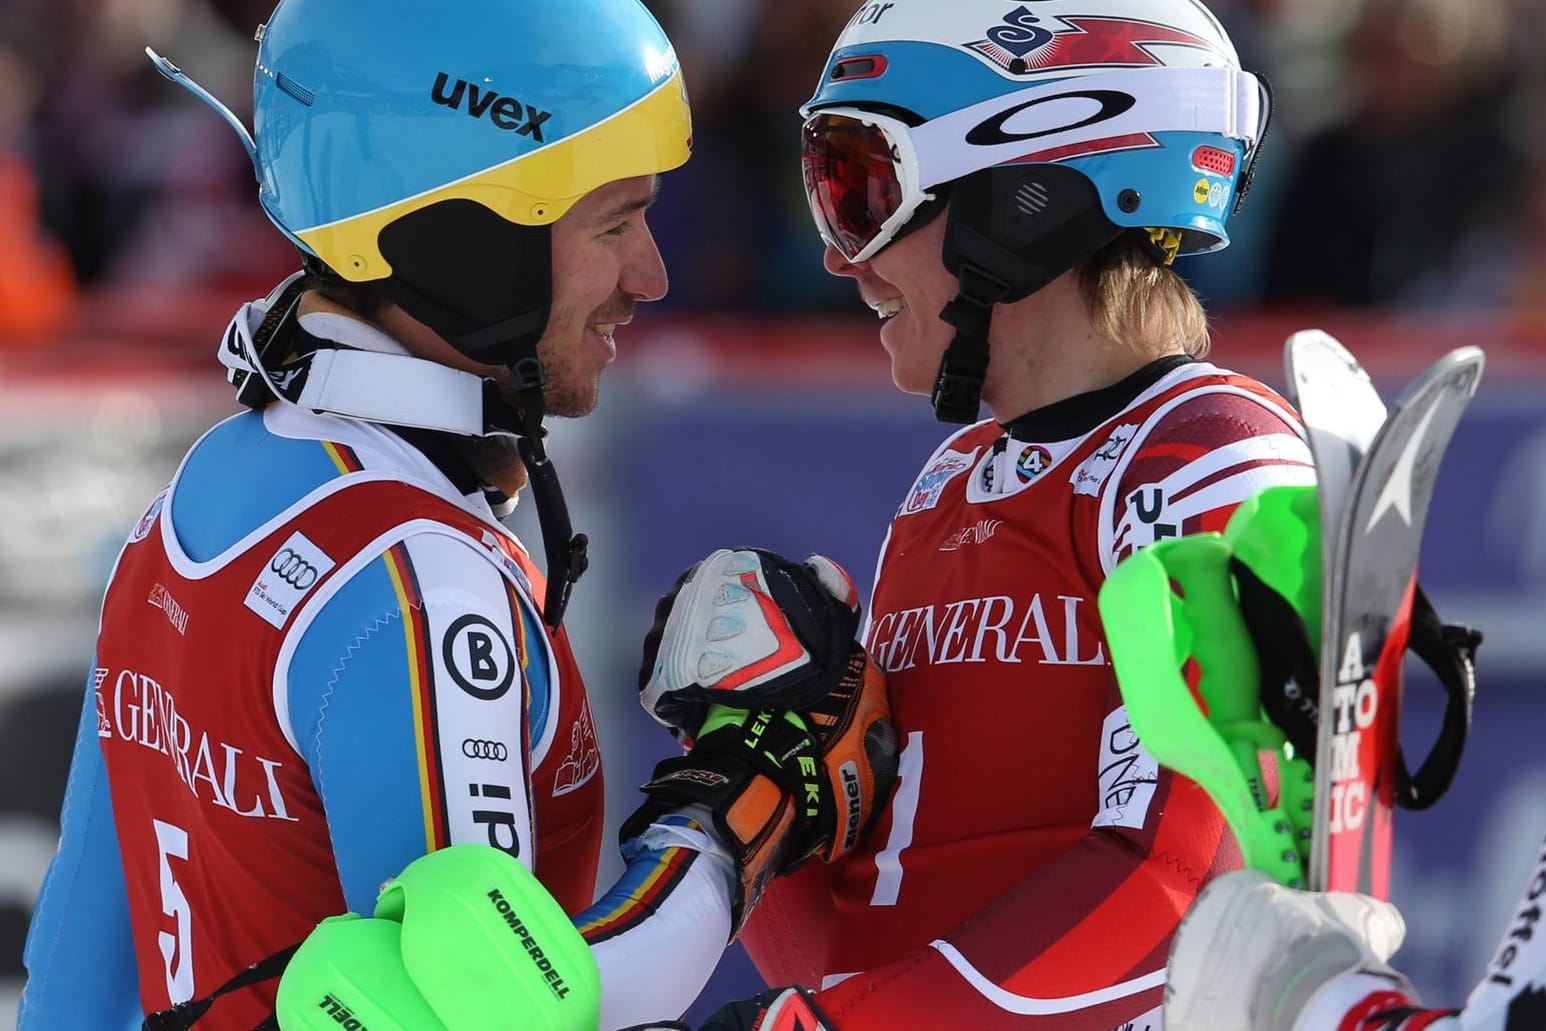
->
[2,0,1546,329]
[4,0,1546,1027]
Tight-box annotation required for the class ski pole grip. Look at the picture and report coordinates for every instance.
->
[1158,537,1270,809]
[1101,534,1305,887]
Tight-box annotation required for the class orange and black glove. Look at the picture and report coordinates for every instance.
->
[624,548,898,932]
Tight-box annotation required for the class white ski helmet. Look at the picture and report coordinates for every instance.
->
[801,0,1269,421]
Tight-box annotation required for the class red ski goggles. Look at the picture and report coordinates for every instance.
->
[801,108,936,265]
[802,67,1271,266]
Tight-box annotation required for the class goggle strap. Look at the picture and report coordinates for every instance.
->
[912,66,1266,191]
[1233,73,1275,216]
[292,348,488,435]
[219,273,309,409]
[219,287,504,437]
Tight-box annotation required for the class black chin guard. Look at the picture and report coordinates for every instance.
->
[376,199,552,366]
[931,166,1124,424]
[312,200,588,628]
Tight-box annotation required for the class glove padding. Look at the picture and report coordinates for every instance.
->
[621,650,897,934]
[640,548,861,739]
[617,986,836,1031]
[1165,869,1413,1031]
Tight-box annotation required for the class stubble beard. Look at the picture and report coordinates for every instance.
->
[533,352,600,418]
[492,366,598,420]
[533,311,605,418]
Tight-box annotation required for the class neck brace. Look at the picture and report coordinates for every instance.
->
[217,273,588,630]
[218,272,510,439]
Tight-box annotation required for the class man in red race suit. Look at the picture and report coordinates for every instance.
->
[692,1,1315,1028]
[19,2,895,1028]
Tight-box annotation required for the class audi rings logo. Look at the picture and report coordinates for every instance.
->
[270,549,320,589]
[245,532,336,630]
[462,739,509,761]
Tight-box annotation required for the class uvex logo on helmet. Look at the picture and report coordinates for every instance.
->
[430,72,553,143]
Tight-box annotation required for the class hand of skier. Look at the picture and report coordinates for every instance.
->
[1165,869,1412,1031]
[626,547,899,932]
[638,547,863,739]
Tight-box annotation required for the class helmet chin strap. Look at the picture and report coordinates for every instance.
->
[227,268,589,631]
[930,166,1125,424]
[494,358,591,632]
[374,200,589,630]
[932,265,1007,424]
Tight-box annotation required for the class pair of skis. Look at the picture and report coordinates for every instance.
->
[1100,332,1483,896]
[1291,332,1483,894]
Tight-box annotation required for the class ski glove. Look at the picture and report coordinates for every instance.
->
[627,548,899,933]
[639,548,863,738]
[1165,869,1413,1031]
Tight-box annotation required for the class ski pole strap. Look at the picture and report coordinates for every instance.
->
[1396,585,1481,810]
[1239,573,1480,814]
[1221,485,1479,815]
[1233,556,1321,754]
[140,944,297,1031]
[1226,484,1322,841]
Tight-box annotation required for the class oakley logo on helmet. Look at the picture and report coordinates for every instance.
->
[270,550,319,590]
[965,89,1135,146]
[430,72,553,143]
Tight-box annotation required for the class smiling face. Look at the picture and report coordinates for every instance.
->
[533,173,668,416]
[371,174,666,421]
[820,201,1136,420]
[823,208,958,397]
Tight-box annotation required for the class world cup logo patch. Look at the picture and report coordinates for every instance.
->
[1016,445,1052,483]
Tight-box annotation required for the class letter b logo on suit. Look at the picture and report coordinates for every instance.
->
[444,614,516,701]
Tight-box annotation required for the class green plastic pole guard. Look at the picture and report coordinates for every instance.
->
[276,914,448,1031]
[1098,484,1324,888]
[378,845,602,1030]
[1223,484,1322,858]
[276,845,602,1031]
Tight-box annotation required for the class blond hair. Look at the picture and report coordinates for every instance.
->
[1077,234,1210,358]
